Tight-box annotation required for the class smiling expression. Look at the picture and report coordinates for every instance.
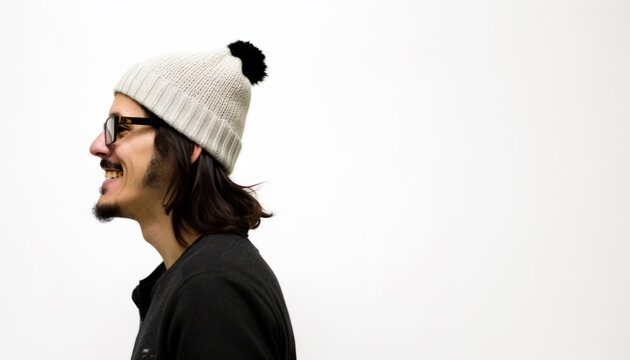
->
[90,93,168,220]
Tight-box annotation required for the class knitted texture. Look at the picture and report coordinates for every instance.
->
[114,46,256,174]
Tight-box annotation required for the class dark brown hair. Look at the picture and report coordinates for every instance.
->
[148,113,272,247]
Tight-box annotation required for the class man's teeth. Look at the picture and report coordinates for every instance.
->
[105,170,123,179]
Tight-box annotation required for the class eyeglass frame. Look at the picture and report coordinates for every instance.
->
[104,115,157,145]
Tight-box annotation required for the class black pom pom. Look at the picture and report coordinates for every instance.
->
[228,40,267,85]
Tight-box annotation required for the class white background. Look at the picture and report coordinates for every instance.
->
[0,0,628,359]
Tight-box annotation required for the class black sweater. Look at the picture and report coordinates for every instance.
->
[130,234,296,360]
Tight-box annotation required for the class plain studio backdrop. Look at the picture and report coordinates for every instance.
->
[0,0,628,359]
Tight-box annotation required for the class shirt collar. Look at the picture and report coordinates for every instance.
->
[131,263,166,321]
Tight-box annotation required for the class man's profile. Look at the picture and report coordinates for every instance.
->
[89,40,296,359]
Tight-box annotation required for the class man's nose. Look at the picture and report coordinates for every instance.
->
[89,131,110,158]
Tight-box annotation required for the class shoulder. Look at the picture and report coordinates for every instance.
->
[160,235,295,359]
[170,234,277,285]
[172,271,265,315]
[167,234,288,331]
[156,234,285,312]
[183,234,263,269]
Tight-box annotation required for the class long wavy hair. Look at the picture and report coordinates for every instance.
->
[146,109,272,247]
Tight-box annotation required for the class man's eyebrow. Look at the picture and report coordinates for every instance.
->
[108,112,121,117]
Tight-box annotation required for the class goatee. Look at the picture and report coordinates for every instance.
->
[93,187,121,222]
[92,202,121,222]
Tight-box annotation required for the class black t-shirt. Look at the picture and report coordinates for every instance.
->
[130,234,296,360]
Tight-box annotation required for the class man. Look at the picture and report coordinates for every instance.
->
[89,40,296,360]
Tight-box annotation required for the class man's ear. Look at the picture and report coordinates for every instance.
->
[191,144,203,164]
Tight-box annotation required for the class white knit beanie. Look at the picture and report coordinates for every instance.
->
[113,41,267,174]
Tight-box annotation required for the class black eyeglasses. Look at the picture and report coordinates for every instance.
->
[104,115,156,145]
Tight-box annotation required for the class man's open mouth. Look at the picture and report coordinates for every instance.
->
[105,170,124,179]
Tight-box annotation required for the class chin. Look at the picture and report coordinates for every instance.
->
[92,201,122,222]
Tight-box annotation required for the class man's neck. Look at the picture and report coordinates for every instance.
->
[137,214,200,269]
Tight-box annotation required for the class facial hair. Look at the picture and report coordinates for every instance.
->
[93,150,167,222]
[93,191,121,222]
[92,161,124,222]
[143,151,167,188]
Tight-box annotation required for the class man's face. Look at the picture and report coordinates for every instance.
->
[89,93,167,221]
